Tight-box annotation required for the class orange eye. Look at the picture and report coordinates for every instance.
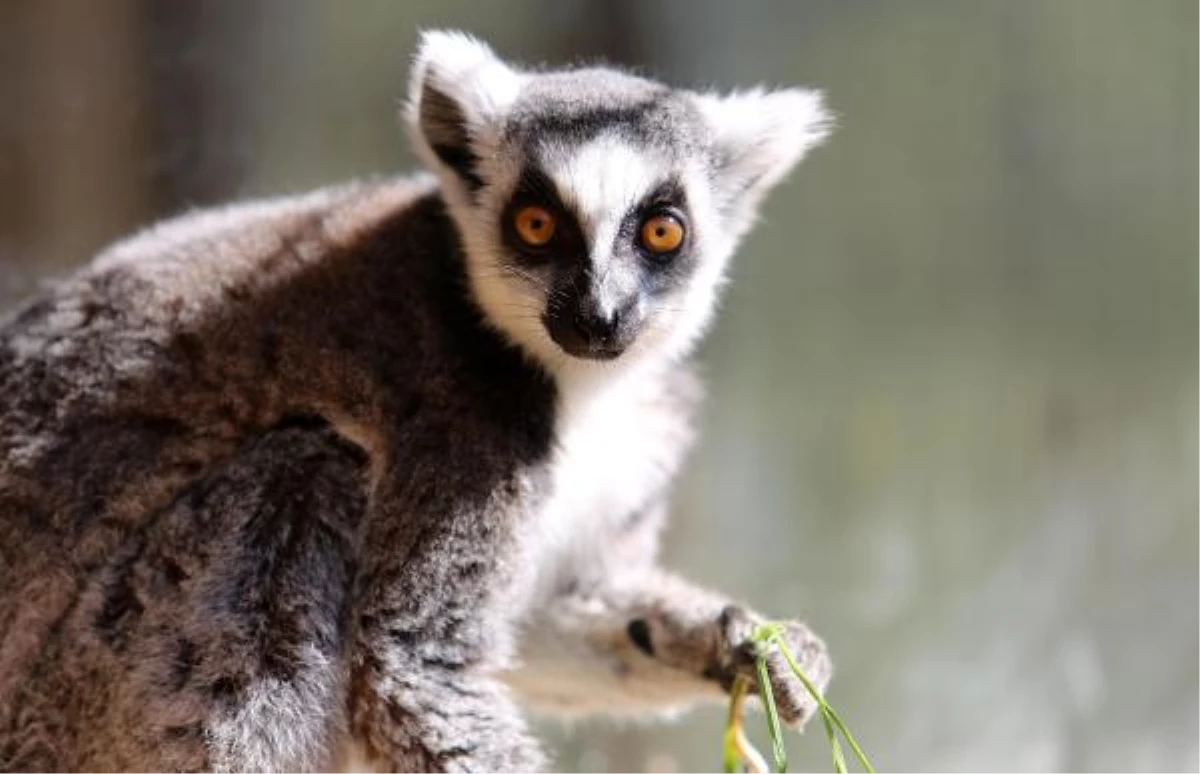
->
[640,214,685,254]
[514,206,556,247]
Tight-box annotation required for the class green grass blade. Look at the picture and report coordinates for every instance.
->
[819,702,875,774]
[772,633,878,772]
[754,647,789,773]
[821,708,848,773]
[729,621,876,773]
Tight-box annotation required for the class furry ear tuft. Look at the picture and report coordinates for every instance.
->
[695,87,833,218]
[406,30,523,191]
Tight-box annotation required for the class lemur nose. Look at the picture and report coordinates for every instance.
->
[546,287,641,359]
[573,302,621,343]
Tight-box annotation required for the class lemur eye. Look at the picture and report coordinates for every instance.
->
[640,214,685,254]
[514,206,556,247]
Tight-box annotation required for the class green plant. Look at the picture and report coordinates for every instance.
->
[722,622,875,774]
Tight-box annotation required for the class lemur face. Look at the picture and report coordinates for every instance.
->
[408,31,832,373]
[498,77,710,362]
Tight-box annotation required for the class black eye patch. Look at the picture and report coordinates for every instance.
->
[638,178,689,214]
[615,177,695,272]
[499,167,587,266]
[615,178,691,242]
[584,175,697,299]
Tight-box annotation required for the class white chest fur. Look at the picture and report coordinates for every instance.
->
[523,364,698,603]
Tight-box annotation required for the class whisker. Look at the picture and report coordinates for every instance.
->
[489,264,553,291]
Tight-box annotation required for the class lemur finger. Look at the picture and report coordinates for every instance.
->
[766,621,833,729]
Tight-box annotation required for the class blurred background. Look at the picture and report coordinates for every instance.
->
[0,1,1195,770]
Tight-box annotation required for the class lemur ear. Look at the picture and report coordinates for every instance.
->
[694,88,833,223]
[406,30,522,192]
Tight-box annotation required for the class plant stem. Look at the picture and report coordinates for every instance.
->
[725,675,769,773]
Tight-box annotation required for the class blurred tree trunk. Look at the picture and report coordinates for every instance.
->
[0,0,155,293]
[141,0,261,210]
[0,0,257,308]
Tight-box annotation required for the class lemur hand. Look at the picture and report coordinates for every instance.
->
[715,606,832,729]
[626,599,831,730]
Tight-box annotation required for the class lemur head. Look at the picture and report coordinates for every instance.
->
[407,31,831,375]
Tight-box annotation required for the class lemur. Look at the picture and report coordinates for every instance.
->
[0,30,834,772]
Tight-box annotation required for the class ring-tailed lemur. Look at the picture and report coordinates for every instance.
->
[0,30,834,772]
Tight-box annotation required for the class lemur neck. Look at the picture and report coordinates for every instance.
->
[548,350,673,434]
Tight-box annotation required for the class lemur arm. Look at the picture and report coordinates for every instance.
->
[349,465,546,773]
[501,501,832,727]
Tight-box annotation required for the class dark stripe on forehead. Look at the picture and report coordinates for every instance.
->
[507,91,704,154]
[512,165,561,202]
[639,177,688,209]
[519,100,663,145]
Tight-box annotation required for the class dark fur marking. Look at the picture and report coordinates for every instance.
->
[499,166,588,270]
[94,576,145,649]
[420,84,484,192]
[358,195,558,462]
[271,413,332,434]
[161,557,188,586]
[258,328,282,372]
[171,638,200,691]
[627,618,654,657]
[519,98,668,147]
[702,663,736,690]
[36,413,189,532]
[209,675,243,703]
[163,724,201,740]
[431,144,485,192]
[437,743,479,764]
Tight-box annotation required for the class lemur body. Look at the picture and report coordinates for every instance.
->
[0,32,833,772]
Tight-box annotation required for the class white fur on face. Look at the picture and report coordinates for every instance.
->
[542,137,665,242]
[542,137,665,319]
